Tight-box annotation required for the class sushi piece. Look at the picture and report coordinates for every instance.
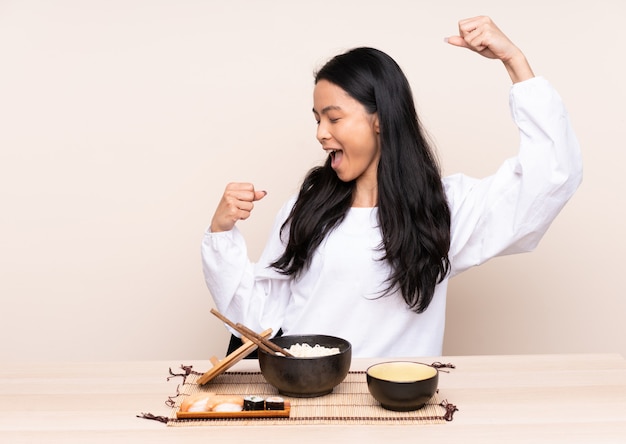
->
[265,396,285,410]
[180,393,244,413]
[243,395,265,411]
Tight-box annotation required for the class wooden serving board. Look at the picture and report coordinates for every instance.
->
[176,402,291,419]
[196,328,272,385]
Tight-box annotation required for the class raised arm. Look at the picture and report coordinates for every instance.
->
[443,16,583,275]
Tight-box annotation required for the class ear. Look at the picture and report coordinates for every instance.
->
[373,113,380,134]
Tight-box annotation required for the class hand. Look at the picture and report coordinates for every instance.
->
[210,182,267,232]
[446,16,534,83]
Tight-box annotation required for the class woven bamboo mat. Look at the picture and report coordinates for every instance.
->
[164,370,457,426]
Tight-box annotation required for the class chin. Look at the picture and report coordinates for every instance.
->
[332,168,352,183]
[335,173,354,183]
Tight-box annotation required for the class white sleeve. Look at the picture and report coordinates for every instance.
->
[201,197,296,337]
[446,76,583,277]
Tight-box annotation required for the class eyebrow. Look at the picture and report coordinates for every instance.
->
[312,105,342,115]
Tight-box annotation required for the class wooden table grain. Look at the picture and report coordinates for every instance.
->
[1,354,625,443]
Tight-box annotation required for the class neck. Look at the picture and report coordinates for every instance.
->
[352,182,378,208]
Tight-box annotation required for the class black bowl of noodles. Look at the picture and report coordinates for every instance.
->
[258,334,352,398]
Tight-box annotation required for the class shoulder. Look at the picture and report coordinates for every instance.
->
[441,173,480,210]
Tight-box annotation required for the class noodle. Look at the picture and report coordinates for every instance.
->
[285,343,340,357]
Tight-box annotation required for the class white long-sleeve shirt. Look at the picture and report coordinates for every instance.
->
[201,76,583,358]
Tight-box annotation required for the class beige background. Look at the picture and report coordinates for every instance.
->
[1,0,624,362]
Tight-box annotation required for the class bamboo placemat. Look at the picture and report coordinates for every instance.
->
[162,369,457,426]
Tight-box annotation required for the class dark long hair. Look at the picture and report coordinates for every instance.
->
[271,47,451,313]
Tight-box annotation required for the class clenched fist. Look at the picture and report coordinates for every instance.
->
[210,182,267,232]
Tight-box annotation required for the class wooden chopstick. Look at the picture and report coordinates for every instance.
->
[210,309,294,357]
[210,309,275,354]
[235,323,294,357]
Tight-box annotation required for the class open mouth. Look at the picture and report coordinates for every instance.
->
[329,149,343,168]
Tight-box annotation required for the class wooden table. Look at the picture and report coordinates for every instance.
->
[1,354,625,443]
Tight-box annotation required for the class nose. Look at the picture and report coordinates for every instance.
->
[316,120,330,144]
